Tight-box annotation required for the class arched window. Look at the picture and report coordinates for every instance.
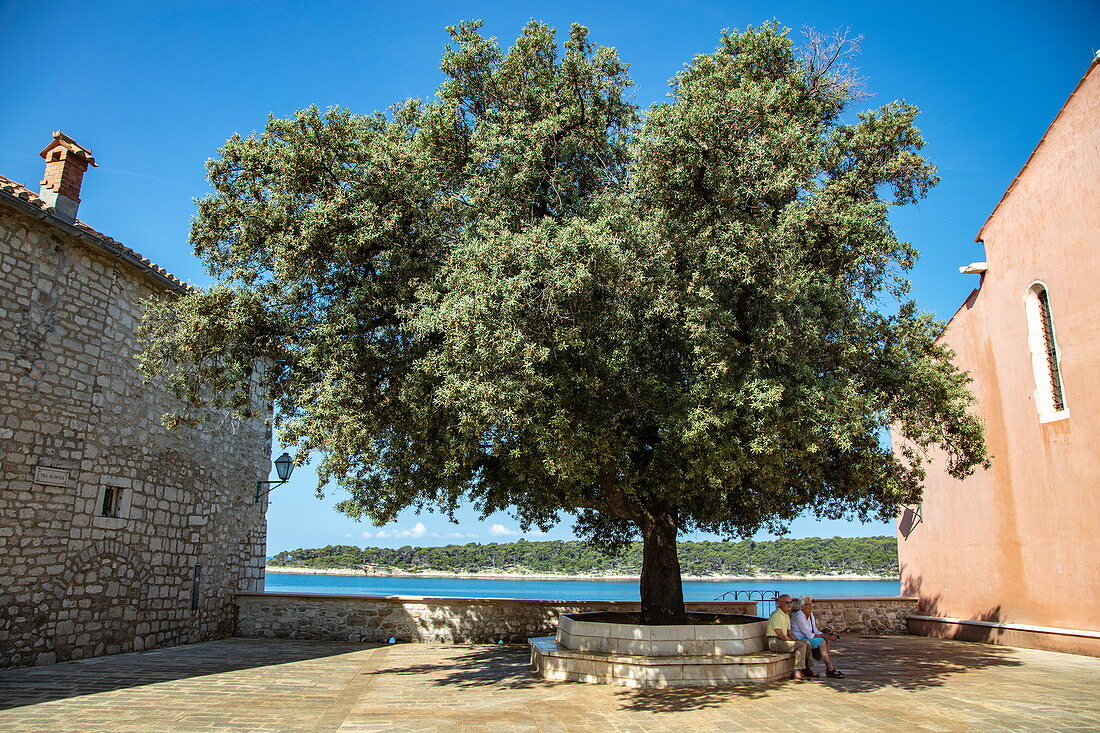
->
[1024,282,1068,421]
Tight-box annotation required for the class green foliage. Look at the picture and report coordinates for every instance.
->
[270,536,900,577]
[141,20,986,614]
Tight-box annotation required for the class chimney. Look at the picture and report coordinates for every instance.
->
[39,131,97,222]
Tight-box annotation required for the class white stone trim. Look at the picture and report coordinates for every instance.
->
[1023,281,1069,420]
[1038,409,1071,424]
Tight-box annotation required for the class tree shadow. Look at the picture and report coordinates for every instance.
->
[614,680,780,711]
[5,634,1029,717]
[378,643,787,704]
[902,567,1008,644]
[613,634,1024,713]
[0,638,386,711]
[381,644,545,690]
[375,630,1026,716]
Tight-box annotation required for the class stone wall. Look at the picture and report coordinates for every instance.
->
[795,597,917,635]
[236,592,915,643]
[0,203,270,668]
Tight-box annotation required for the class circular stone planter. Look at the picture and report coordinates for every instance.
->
[529,612,796,688]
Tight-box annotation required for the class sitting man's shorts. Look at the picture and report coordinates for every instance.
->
[800,637,824,649]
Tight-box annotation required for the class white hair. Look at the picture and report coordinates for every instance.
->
[800,596,814,605]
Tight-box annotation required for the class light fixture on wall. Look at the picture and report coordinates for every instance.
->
[254,452,295,504]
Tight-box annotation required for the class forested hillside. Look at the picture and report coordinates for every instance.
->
[270,537,898,577]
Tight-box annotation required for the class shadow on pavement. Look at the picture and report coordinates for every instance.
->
[0,637,386,711]
[384,644,543,689]
[16,635,1029,717]
[377,635,1026,714]
[614,635,1026,713]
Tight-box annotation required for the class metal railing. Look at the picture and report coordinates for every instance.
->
[713,589,780,617]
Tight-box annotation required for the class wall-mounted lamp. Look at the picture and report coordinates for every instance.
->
[255,452,294,504]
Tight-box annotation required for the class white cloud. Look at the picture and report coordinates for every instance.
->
[490,523,520,537]
[403,522,428,538]
[369,522,428,540]
[425,531,480,540]
[363,524,476,541]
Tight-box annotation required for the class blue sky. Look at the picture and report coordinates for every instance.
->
[2,1,1096,552]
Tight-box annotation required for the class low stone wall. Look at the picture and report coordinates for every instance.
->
[800,597,918,635]
[235,593,916,643]
[235,593,757,644]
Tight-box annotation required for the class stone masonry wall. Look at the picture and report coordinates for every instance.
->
[236,592,914,643]
[0,205,270,668]
[795,597,917,635]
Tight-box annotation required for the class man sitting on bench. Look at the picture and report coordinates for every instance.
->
[766,594,812,680]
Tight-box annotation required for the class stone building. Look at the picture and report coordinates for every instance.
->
[0,132,271,668]
[899,56,1100,656]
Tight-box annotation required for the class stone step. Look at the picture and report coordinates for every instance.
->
[529,636,796,688]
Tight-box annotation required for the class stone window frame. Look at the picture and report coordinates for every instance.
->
[100,486,122,517]
[1023,281,1069,423]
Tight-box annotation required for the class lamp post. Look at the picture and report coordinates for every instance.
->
[255,452,295,504]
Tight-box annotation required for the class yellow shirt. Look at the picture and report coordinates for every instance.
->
[766,608,790,638]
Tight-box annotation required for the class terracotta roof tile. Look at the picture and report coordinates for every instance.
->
[0,172,191,293]
[0,173,49,208]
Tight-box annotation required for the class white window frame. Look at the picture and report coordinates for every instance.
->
[93,482,132,527]
[1023,281,1069,423]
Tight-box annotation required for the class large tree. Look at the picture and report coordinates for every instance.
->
[140,21,987,623]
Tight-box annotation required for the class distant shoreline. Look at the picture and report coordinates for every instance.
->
[264,565,898,582]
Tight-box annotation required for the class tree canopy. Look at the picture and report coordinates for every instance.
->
[139,20,987,622]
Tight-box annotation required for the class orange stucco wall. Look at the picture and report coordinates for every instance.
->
[897,60,1100,643]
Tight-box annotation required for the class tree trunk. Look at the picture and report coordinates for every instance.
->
[639,504,686,624]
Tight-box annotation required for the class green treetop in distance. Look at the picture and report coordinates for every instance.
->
[269,536,901,578]
[139,21,987,624]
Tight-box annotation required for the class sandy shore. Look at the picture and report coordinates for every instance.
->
[265,566,897,582]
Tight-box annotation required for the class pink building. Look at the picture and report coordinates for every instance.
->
[899,56,1100,656]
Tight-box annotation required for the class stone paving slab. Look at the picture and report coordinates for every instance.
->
[0,635,1098,731]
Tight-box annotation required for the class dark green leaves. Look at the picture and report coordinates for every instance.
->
[141,20,986,553]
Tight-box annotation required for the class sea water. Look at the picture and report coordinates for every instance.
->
[264,572,900,601]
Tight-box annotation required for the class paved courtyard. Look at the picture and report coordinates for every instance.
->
[0,635,1097,732]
